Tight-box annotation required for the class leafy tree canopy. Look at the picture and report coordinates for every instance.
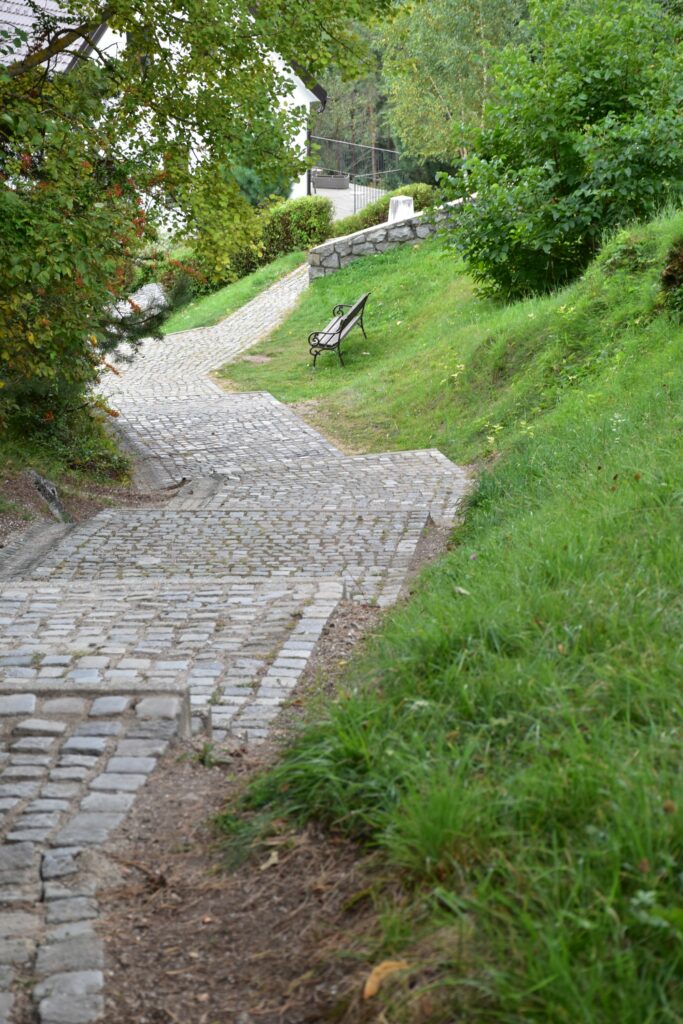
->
[380,0,526,162]
[441,0,683,298]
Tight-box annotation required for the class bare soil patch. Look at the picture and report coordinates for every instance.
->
[100,742,381,1024]
[0,470,172,548]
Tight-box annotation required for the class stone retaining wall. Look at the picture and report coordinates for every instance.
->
[308,206,449,280]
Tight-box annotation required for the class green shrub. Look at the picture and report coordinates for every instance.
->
[332,182,435,237]
[261,195,333,261]
[441,0,683,300]
[233,165,293,207]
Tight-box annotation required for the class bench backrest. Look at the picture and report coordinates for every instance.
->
[340,293,370,333]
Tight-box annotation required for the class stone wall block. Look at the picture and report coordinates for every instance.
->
[308,205,452,279]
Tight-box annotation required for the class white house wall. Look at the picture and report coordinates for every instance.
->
[276,61,318,199]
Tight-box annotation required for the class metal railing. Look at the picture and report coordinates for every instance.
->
[310,136,401,181]
[348,169,413,214]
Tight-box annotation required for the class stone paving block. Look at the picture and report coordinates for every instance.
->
[0,695,35,716]
[7,828,52,843]
[61,737,107,756]
[27,800,69,813]
[58,756,98,769]
[35,935,103,976]
[45,898,97,925]
[0,911,40,937]
[0,937,34,963]
[41,848,81,880]
[105,756,156,775]
[0,781,39,799]
[41,783,80,800]
[52,813,124,846]
[39,992,104,1024]
[0,842,36,884]
[14,813,60,831]
[34,969,104,1001]
[135,696,179,719]
[41,699,87,716]
[50,768,87,782]
[115,738,168,757]
[10,753,50,768]
[43,878,96,901]
[2,764,45,779]
[73,722,121,737]
[45,921,96,943]
[80,791,135,813]
[89,773,147,792]
[11,736,55,752]
[89,697,129,716]
[14,720,66,736]
[0,991,11,1024]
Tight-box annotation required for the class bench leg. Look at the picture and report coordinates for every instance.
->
[312,351,318,368]
[360,318,367,340]
[337,345,344,367]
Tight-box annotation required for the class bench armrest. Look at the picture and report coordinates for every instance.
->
[309,328,341,345]
[332,302,353,316]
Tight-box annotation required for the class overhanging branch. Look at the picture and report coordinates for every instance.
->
[5,5,114,79]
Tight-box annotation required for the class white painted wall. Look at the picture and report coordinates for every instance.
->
[277,63,319,199]
[90,38,317,200]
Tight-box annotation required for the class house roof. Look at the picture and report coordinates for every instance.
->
[0,0,328,109]
[0,0,81,69]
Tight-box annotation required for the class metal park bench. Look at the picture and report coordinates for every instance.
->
[308,293,370,367]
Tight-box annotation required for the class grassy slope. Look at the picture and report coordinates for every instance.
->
[226,214,683,1022]
[161,250,306,334]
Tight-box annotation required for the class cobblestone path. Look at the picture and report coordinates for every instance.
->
[0,265,469,1023]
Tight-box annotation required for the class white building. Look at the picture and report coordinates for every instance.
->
[0,0,326,199]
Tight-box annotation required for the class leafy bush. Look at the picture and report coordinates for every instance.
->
[233,165,293,207]
[332,182,435,237]
[0,61,159,431]
[188,168,265,288]
[261,195,333,261]
[441,0,683,299]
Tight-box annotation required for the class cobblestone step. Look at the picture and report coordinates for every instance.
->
[18,509,426,604]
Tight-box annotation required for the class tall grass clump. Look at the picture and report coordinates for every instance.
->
[241,211,683,1022]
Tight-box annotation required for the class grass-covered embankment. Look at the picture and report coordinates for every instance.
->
[161,250,306,334]
[226,213,683,1021]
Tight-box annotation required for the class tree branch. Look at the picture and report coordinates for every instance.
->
[5,5,114,79]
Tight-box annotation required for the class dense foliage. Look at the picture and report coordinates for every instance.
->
[0,61,163,435]
[0,0,389,435]
[261,195,334,262]
[441,0,683,298]
[381,0,526,161]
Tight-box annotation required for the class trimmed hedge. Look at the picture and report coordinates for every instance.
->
[261,195,334,261]
[331,183,436,238]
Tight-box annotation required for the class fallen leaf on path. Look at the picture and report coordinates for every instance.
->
[362,960,409,999]
[259,850,280,871]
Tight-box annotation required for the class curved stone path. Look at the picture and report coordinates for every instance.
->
[0,264,469,1022]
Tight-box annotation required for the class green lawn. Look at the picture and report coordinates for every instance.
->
[221,213,683,1022]
[219,237,601,464]
[161,250,306,334]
